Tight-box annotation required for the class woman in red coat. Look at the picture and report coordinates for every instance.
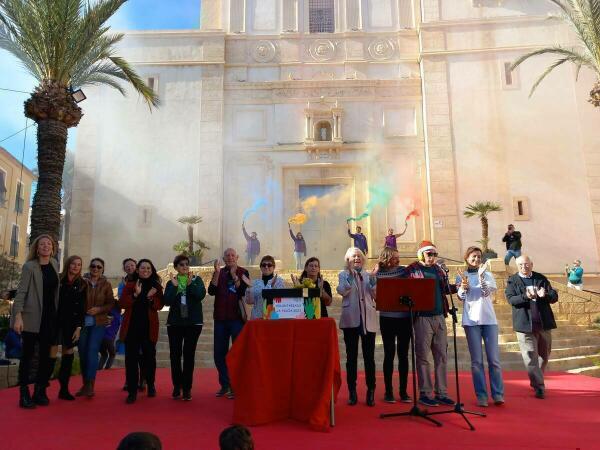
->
[120,259,164,404]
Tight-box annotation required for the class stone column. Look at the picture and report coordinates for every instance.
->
[230,0,245,32]
[421,56,461,260]
[346,0,361,30]
[282,0,298,32]
[201,0,223,30]
[399,0,414,29]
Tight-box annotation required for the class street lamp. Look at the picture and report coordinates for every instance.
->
[70,87,86,103]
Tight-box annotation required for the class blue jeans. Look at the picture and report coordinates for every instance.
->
[213,319,244,389]
[78,325,105,380]
[504,249,521,265]
[464,325,504,400]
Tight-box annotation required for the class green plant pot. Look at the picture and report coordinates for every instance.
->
[482,250,498,262]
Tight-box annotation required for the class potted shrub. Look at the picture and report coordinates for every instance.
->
[173,216,209,265]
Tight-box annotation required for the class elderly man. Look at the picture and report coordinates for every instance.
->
[400,240,456,407]
[347,223,368,255]
[208,248,249,400]
[242,222,260,265]
[505,255,558,399]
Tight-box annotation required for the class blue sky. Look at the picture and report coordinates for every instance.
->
[0,0,201,171]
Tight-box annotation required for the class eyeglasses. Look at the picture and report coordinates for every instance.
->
[424,252,438,257]
[90,264,103,270]
[260,263,274,268]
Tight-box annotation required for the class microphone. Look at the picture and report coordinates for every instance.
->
[436,259,449,274]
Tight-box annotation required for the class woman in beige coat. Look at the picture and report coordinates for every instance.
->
[337,247,378,407]
[11,235,60,409]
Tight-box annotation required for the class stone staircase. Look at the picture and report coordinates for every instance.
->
[111,267,600,377]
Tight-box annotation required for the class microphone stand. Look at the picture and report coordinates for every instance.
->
[427,264,486,431]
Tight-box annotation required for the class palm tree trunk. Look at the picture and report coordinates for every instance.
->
[187,225,194,254]
[481,216,489,251]
[29,119,68,243]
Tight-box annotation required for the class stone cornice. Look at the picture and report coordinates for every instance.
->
[223,79,420,90]
[421,44,546,57]
[420,14,553,30]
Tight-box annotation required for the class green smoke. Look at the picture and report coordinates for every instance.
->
[347,182,393,222]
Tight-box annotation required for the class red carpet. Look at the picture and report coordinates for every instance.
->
[1,369,598,450]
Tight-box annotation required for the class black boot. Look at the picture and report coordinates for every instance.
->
[105,356,115,369]
[19,386,36,409]
[348,388,358,406]
[366,389,375,407]
[58,354,75,400]
[46,357,57,386]
[33,384,50,406]
[98,354,108,371]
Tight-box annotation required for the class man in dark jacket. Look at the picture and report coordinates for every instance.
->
[505,255,558,399]
[208,248,249,400]
[502,224,522,267]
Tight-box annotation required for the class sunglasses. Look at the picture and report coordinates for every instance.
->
[260,263,274,268]
[424,252,438,257]
[90,264,103,270]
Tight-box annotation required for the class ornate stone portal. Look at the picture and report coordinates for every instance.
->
[303,97,343,160]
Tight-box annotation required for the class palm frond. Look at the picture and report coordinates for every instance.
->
[0,0,158,108]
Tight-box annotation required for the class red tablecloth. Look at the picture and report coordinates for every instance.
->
[226,318,341,431]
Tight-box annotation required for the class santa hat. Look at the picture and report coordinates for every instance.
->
[417,240,437,258]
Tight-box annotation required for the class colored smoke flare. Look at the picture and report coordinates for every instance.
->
[288,196,319,224]
[288,213,307,225]
[243,198,267,222]
[347,183,393,222]
[405,209,419,221]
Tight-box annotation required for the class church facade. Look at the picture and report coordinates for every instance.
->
[70,0,600,275]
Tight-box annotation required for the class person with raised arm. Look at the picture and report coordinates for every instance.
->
[337,247,378,407]
[242,222,261,266]
[288,223,307,269]
[383,222,408,250]
[11,235,60,408]
[347,222,368,255]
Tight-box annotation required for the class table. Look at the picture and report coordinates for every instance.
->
[226,318,341,431]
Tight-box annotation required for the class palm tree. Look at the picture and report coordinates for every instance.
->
[511,0,600,106]
[463,201,503,252]
[0,0,158,243]
[177,216,204,255]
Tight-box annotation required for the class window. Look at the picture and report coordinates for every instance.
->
[502,61,520,90]
[138,205,153,228]
[513,196,530,220]
[309,0,335,33]
[9,224,19,258]
[0,168,7,207]
[146,76,158,94]
[15,181,24,214]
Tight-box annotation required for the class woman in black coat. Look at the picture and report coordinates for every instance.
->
[50,255,87,400]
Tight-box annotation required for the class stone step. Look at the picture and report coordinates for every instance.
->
[567,366,600,377]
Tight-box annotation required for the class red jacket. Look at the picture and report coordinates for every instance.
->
[119,280,164,343]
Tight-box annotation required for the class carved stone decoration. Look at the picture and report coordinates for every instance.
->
[251,40,277,63]
[368,38,395,61]
[309,39,336,61]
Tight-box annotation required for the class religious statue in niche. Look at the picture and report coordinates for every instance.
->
[316,121,332,141]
